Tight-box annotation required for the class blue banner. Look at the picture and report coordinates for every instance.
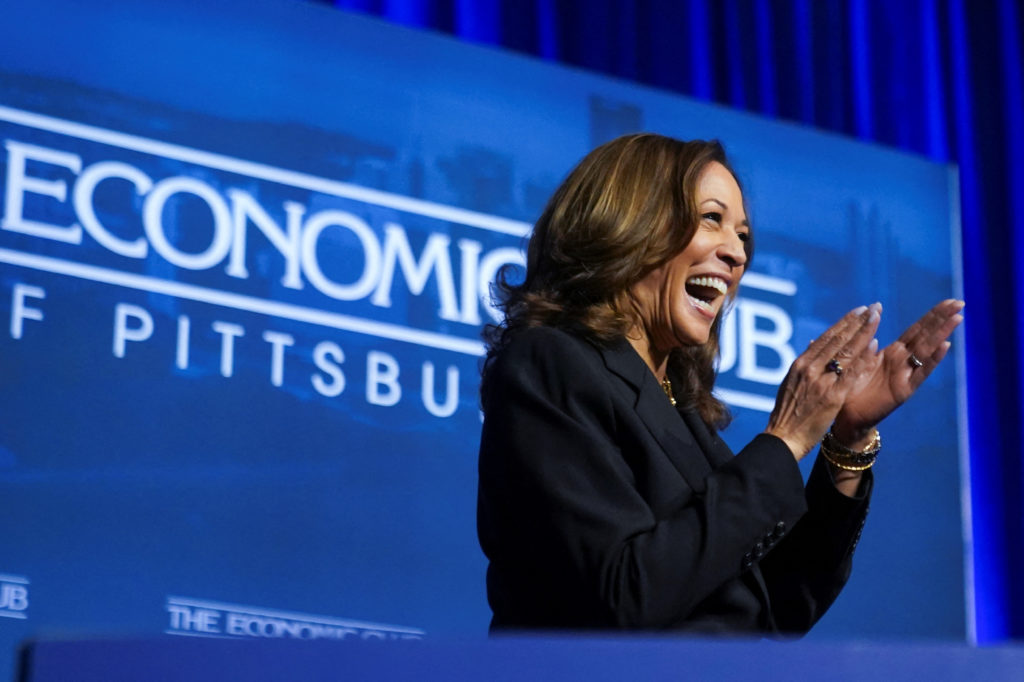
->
[0,1,965,676]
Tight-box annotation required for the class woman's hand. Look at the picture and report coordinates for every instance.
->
[765,303,883,460]
[832,299,964,446]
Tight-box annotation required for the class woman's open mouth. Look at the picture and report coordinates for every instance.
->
[685,275,728,315]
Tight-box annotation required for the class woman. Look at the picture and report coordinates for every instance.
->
[476,134,963,634]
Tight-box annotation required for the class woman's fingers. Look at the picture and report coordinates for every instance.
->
[899,299,963,351]
[811,303,882,379]
[929,341,952,365]
[834,298,964,444]
[766,303,883,459]
[897,299,963,385]
[844,335,883,393]
[804,305,867,363]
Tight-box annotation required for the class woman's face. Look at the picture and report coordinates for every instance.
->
[630,161,749,351]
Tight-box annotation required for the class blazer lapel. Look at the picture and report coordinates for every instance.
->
[597,338,773,625]
[597,339,714,494]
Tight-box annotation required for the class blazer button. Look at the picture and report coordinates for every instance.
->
[752,542,765,559]
[773,521,787,538]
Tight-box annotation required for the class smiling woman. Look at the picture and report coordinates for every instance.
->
[476,133,963,633]
[628,161,748,365]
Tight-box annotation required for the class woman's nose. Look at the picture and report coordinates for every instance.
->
[719,231,748,268]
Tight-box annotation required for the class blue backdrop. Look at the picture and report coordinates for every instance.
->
[319,0,1024,644]
[0,1,969,677]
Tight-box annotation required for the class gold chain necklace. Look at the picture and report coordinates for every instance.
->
[661,376,677,406]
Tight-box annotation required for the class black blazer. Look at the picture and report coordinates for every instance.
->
[477,326,871,634]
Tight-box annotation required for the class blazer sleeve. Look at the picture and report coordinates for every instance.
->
[756,453,872,633]
[478,328,810,629]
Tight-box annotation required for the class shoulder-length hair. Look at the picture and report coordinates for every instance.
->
[483,133,753,428]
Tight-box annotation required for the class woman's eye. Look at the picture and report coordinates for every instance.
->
[702,211,722,223]
[737,231,750,243]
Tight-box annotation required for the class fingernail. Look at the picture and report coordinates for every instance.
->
[853,305,868,315]
[869,338,878,353]
[868,309,880,323]
[870,301,883,313]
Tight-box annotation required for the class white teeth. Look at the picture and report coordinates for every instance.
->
[688,295,713,312]
[686,275,728,296]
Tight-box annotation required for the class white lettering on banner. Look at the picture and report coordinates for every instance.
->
[83,293,466,415]
[716,292,798,413]
[167,605,221,634]
[311,341,345,397]
[370,224,460,321]
[263,330,295,387]
[113,303,153,358]
[212,321,245,378]
[0,574,29,620]
[422,361,459,418]
[298,209,382,301]
[2,140,82,244]
[165,596,424,641]
[10,283,45,339]
[176,315,190,370]
[0,105,798,412]
[225,191,304,288]
[74,161,152,258]
[144,176,233,270]
[0,133,518,324]
[366,350,402,407]
[717,297,797,385]
[736,299,795,385]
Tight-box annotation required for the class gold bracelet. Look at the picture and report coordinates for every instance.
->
[824,428,881,455]
[820,447,877,471]
[820,428,880,471]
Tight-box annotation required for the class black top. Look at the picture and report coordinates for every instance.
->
[477,326,871,634]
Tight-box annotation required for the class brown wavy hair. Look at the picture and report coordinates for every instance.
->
[482,133,752,428]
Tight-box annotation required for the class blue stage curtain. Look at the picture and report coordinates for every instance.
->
[320,0,1024,643]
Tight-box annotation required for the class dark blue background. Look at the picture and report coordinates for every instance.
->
[0,1,967,678]
[316,0,1024,644]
